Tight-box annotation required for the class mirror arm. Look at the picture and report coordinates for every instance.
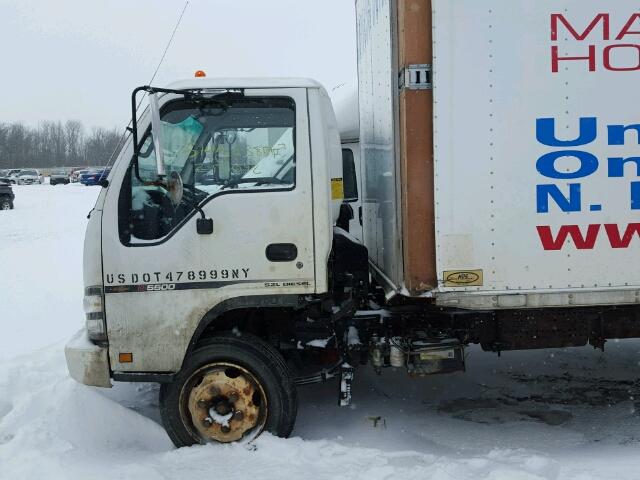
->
[194,203,207,220]
[180,193,213,235]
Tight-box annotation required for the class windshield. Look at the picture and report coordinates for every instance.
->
[21,170,37,176]
[240,129,294,182]
[134,97,295,192]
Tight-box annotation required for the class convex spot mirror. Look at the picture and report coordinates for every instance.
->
[167,171,184,205]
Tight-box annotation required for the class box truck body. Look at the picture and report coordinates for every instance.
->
[356,0,640,309]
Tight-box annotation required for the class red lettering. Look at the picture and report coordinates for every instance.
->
[537,225,600,250]
[603,44,640,71]
[616,13,640,40]
[604,223,640,248]
[551,13,610,41]
[551,45,597,73]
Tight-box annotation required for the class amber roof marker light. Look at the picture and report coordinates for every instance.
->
[194,70,206,77]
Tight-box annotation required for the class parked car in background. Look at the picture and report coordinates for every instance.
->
[17,169,44,185]
[78,170,95,184]
[0,178,15,210]
[80,168,111,186]
[6,169,22,184]
[50,170,70,185]
[70,168,91,183]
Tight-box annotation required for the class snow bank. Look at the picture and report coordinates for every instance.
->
[2,185,640,480]
[0,185,100,360]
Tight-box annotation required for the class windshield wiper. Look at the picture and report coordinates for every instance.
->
[221,176,289,190]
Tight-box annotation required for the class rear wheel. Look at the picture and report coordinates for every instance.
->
[159,334,297,447]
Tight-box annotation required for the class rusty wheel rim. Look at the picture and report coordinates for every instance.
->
[180,362,268,443]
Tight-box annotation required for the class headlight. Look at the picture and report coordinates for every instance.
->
[84,286,107,341]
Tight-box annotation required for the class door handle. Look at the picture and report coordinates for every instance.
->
[266,243,298,262]
[358,206,363,226]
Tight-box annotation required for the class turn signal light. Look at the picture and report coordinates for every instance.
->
[194,70,206,77]
[119,352,133,363]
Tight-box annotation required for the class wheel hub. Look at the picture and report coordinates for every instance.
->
[186,365,266,443]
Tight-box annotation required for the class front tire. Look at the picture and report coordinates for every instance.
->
[0,198,11,210]
[159,334,297,447]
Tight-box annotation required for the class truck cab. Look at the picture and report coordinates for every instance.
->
[66,77,369,445]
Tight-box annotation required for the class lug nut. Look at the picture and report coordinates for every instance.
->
[228,392,239,403]
[197,399,207,408]
[202,418,213,427]
[209,386,220,396]
[234,411,244,421]
[221,425,231,434]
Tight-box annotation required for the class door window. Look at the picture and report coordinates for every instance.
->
[341,148,358,202]
[118,96,296,245]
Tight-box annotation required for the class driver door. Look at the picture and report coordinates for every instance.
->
[100,87,316,373]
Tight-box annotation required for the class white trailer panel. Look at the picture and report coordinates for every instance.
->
[432,1,640,306]
[356,0,405,291]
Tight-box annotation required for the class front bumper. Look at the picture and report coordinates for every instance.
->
[65,328,112,388]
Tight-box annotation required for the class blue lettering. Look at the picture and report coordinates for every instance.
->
[631,182,640,210]
[608,157,640,177]
[608,124,640,146]
[536,117,597,147]
[537,150,599,179]
[537,184,582,213]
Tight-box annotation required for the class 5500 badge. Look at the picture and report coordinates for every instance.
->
[145,283,177,291]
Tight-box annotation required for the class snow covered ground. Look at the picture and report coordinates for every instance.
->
[2,185,640,479]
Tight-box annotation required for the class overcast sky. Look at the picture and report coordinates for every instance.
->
[0,0,357,129]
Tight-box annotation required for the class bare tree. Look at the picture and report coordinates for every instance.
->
[65,120,84,166]
[0,120,123,170]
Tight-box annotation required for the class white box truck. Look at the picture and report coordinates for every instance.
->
[358,0,640,309]
[66,0,640,446]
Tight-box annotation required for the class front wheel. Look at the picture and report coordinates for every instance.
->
[0,198,11,210]
[159,334,297,447]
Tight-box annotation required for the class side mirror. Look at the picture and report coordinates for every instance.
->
[197,218,214,235]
